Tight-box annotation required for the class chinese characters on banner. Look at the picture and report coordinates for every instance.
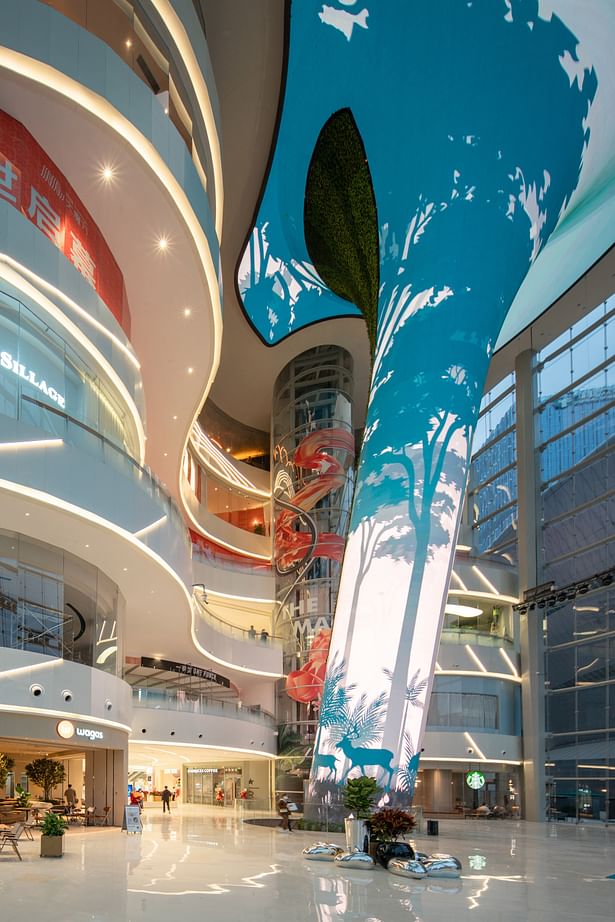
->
[0,110,130,334]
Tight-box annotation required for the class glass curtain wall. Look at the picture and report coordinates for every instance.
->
[539,295,615,821]
[0,529,123,674]
[272,345,355,784]
[469,372,518,565]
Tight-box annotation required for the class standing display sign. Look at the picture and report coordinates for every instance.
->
[0,110,130,333]
[122,805,142,834]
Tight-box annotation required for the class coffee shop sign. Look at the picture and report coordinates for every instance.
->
[57,719,104,741]
[1,350,66,408]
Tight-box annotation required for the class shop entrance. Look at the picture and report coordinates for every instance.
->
[0,735,125,824]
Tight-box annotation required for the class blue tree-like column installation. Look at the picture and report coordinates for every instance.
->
[237,0,604,795]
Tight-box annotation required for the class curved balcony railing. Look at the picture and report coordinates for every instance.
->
[132,686,276,728]
[440,626,515,648]
[1,0,217,259]
[0,401,191,588]
[190,422,271,498]
[193,592,281,649]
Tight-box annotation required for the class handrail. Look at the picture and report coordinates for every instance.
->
[131,686,276,727]
[192,592,282,648]
[190,421,271,498]
[19,395,189,545]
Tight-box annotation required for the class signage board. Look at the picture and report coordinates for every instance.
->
[466,770,486,790]
[122,805,142,835]
[140,656,230,688]
[56,719,104,742]
[0,109,129,332]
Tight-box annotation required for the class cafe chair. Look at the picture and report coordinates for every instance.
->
[93,806,111,826]
[0,823,26,860]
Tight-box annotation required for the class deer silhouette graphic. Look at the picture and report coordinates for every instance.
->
[311,748,337,781]
[336,734,395,788]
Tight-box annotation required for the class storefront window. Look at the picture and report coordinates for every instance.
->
[0,289,140,460]
[0,529,123,674]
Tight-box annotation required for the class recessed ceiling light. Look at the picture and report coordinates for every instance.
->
[100,164,116,184]
[163,452,168,457]
[164,107,169,115]
[125,38,132,48]
[183,308,191,317]
[25,512,30,517]
[226,447,231,453]
[85,544,90,548]
[172,415,177,421]
[156,235,170,252]
[187,367,194,374]
[123,567,128,572]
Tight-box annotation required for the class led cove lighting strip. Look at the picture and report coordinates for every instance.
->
[181,478,272,561]
[0,658,62,679]
[435,669,521,683]
[149,0,224,240]
[499,647,519,678]
[472,564,500,596]
[191,422,271,498]
[420,757,522,765]
[465,645,488,673]
[0,254,140,371]
[0,50,223,459]
[129,739,277,759]
[464,731,487,761]
[0,703,131,733]
[133,515,168,539]
[0,260,146,463]
[0,439,63,451]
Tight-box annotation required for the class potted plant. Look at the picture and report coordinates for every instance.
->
[40,811,67,857]
[15,784,31,809]
[368,807,416,867]
[343,776,379,852]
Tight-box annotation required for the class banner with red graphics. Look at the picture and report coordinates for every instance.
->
[0,110,130,334]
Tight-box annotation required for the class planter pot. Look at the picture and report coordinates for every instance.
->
[344,817,369,852]
[41,835,64,858]
[375,840,415,869]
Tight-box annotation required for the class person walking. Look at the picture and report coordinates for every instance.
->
[64,783,78,811]
[161,785,172,814]
[278,795,292,833]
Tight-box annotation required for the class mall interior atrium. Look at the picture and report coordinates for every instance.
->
[0,1,614,919]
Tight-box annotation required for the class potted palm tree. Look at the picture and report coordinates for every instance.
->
[368,807,416,867]
[40,811,67,857]
[343,776,379,851]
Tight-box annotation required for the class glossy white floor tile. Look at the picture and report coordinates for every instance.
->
[1,805,614,921]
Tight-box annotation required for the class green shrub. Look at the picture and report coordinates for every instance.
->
[40,812,67,837]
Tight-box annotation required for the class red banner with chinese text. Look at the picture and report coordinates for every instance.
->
[0,110,130,335]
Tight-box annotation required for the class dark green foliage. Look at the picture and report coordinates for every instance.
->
[343,776,380,819]
[0,753,15,788]
[25,757,65,801]
[40,812,67,837]
[304,108,379,356]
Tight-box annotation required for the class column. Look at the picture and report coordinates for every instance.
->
[515,348,545,822]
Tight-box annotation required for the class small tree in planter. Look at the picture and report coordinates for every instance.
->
[40,811,67,858]
[25,757,65,802]
[369,807,416,867]
[343,777,380,851]
[0,753,15,790]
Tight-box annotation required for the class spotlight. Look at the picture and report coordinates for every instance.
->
[578,583,589,595]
